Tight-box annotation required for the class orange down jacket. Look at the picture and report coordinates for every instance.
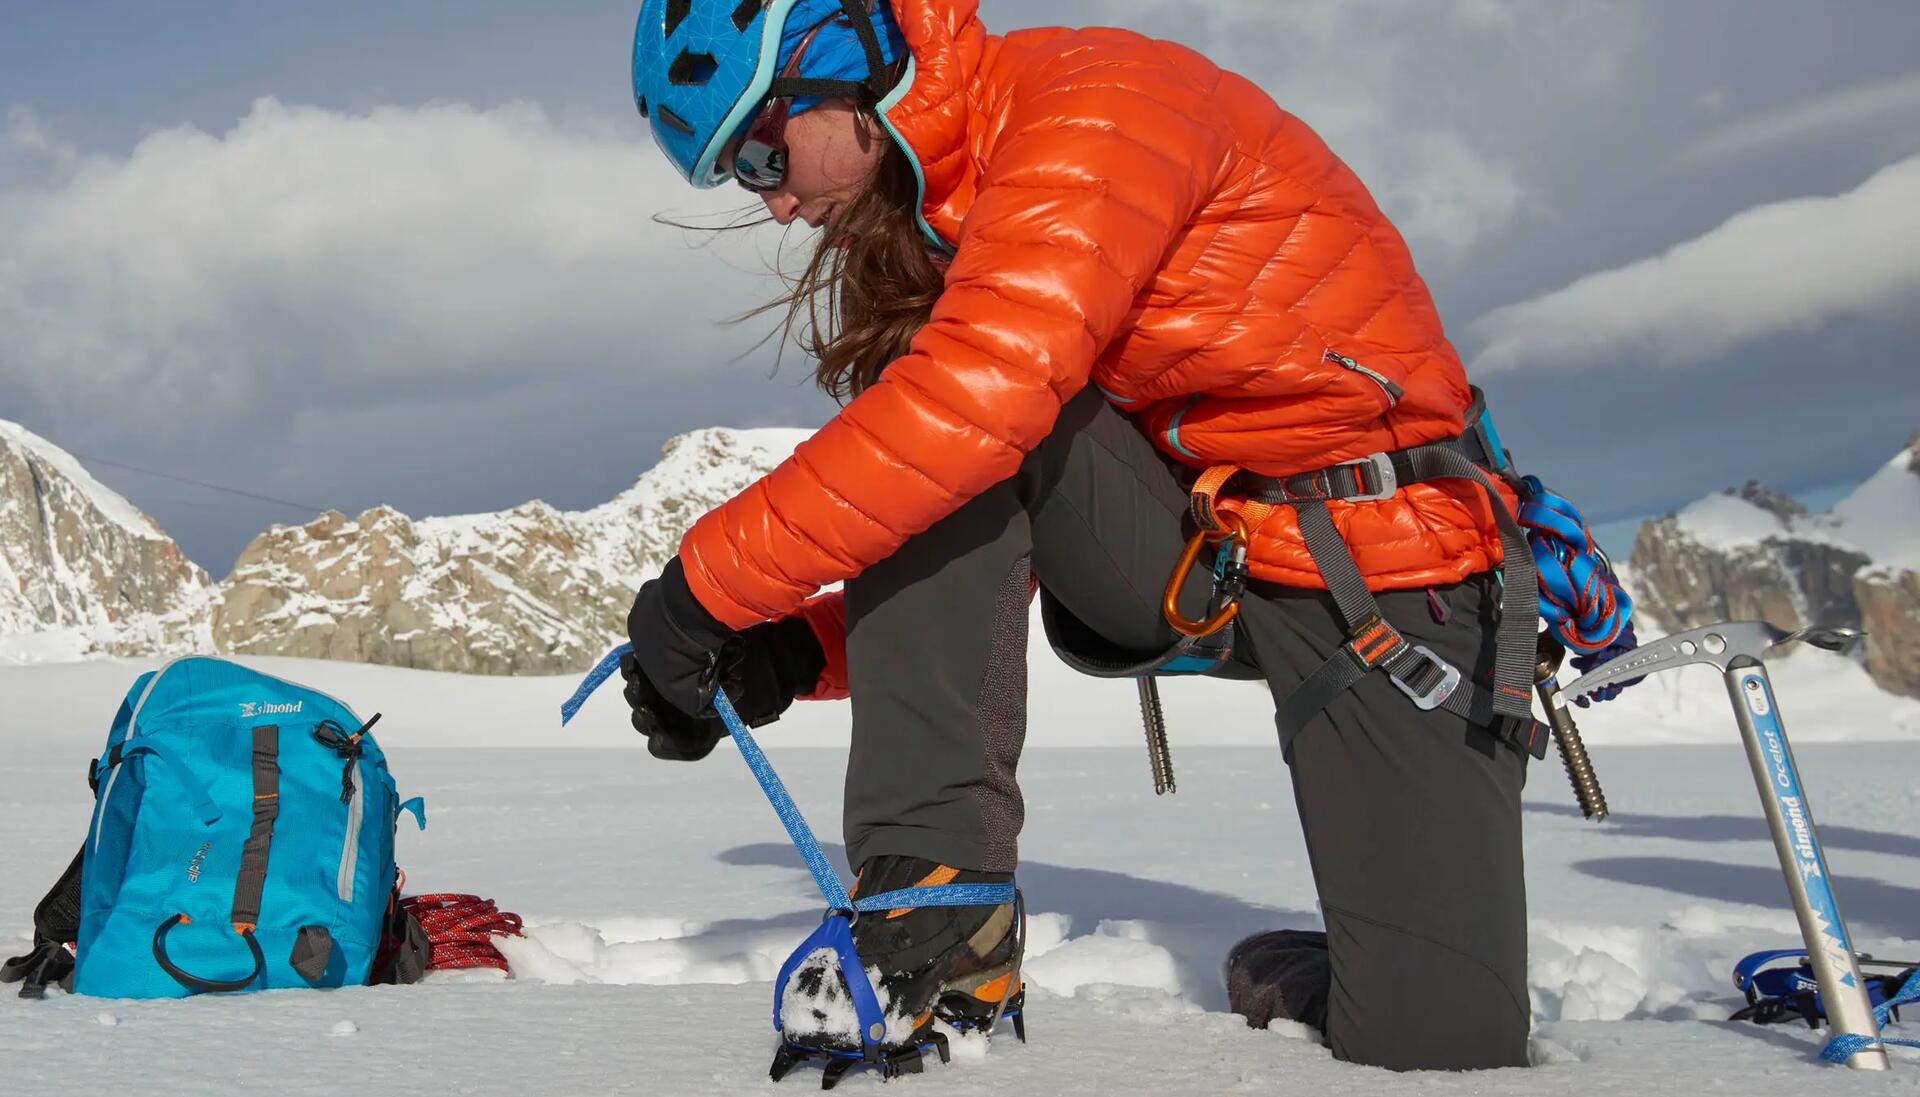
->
[678,0,1515,693]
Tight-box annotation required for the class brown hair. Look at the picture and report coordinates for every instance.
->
[734,108,944,400]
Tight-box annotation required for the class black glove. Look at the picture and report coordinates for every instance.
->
[627,556,740,718]
[622,579,827,761]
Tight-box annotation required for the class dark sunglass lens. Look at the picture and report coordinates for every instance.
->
[734,138,785,191]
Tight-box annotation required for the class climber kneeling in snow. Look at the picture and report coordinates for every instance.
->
[618,0,1636,1073]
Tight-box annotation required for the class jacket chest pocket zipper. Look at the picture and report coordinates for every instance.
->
[1325,350,1404,408]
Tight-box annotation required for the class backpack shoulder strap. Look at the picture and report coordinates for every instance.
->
[1,846,84,999]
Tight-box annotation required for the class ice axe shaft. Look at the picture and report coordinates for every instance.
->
[1564,621,1887,1070]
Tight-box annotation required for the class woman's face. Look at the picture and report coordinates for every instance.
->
[744,99,883,230]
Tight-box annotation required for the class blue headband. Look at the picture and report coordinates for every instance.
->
[775,0,908,116]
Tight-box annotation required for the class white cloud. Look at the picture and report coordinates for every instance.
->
[1468,154,1920,373]
[1671,72,1920,170]
[0,99,767,439]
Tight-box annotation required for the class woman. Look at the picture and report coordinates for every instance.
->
[622,0,1551,1072]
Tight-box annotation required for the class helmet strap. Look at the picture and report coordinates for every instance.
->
[837,0,892,104]
[761,2,897,107]
[766,76,871,101]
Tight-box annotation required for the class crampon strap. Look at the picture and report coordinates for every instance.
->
[564,643,1015,1057]
[1822,967,1920,1063]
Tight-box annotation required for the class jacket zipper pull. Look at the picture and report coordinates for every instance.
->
[1324,349,1405,407]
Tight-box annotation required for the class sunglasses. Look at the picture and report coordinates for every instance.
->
[730,14,843,192]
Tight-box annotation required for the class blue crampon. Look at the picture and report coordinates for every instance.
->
[1729,948,1920,1062]
[564,644,1025,1087]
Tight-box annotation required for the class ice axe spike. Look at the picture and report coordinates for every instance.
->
[1565,620,1886,1070]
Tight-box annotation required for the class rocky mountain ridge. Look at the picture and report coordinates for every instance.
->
[1629,431,1920,696]
[0,419,804,673]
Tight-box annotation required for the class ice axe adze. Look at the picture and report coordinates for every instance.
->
[1563,620,1889,1070]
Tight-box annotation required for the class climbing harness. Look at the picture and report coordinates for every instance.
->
[1169,384,1637,756]
[1172,387,1544,755]
[564,647,1026,1088]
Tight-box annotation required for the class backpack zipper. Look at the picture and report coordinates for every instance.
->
[337,759,365,903]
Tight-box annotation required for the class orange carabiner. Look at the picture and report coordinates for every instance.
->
[1163,510,1249,637]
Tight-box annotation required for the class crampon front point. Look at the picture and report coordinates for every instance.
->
[771,995,1027,1090]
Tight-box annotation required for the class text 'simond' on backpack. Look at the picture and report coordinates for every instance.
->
[2,657,429,999]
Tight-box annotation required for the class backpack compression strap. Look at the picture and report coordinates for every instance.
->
[151,724,280,994]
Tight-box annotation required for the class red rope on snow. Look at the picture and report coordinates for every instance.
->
[400,893,524,972]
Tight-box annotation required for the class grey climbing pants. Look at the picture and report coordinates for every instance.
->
[840,386,1531,1070]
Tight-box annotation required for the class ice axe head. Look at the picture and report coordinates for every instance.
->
[1560,621,1864,702]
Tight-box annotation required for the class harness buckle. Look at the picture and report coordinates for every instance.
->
[1390,645,1463,711]
[1334,452,1398,501]
[1345,614,1408,669]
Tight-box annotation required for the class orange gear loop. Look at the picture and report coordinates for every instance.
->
[1163,509,1249,638]
[1187,464,1276,538]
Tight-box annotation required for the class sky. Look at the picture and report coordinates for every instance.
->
[2,0,1918,573]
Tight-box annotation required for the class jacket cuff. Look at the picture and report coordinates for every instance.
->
[789,592,848,701]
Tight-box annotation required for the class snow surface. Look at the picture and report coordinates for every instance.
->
[0,418,163,541]
[8,597,1917,752]
[6,658,1920,1094]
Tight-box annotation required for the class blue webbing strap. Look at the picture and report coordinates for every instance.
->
[563,644,1018,1054]
[1821,967,1920,1063]
[709,685,855,911]
[559,643,629,727]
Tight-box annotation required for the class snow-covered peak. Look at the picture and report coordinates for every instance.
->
[1829,433,1920,572]
[0,419,211,663]
[1669,491,1794,552]
[0,417,166,540]
[1667,436,1919,571]
[590,426,811,521]
[216,424,808,675]
[1634,430,1920,700]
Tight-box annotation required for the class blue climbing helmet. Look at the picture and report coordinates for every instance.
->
[632,0,906,188]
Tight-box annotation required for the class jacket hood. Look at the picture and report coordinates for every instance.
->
[876,0,988,249]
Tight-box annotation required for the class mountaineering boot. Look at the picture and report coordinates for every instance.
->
[1224,929,1331,1033]
[777,855,1025,1063]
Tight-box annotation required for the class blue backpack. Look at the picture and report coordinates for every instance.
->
[60,656,424,998]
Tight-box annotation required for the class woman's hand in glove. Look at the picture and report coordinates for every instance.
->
[620,572,827,761]
[625,556,738,719]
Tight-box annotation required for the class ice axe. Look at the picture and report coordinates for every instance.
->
[1563,620,1890,1070]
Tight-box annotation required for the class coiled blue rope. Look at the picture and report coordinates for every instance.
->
[1517,475,1633,653]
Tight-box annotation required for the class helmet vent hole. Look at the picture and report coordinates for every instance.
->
[636,95,649,118]
[655,104,695,137]
[668,50,719,86]
[731,0,764,31]
[662,0,692,38]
